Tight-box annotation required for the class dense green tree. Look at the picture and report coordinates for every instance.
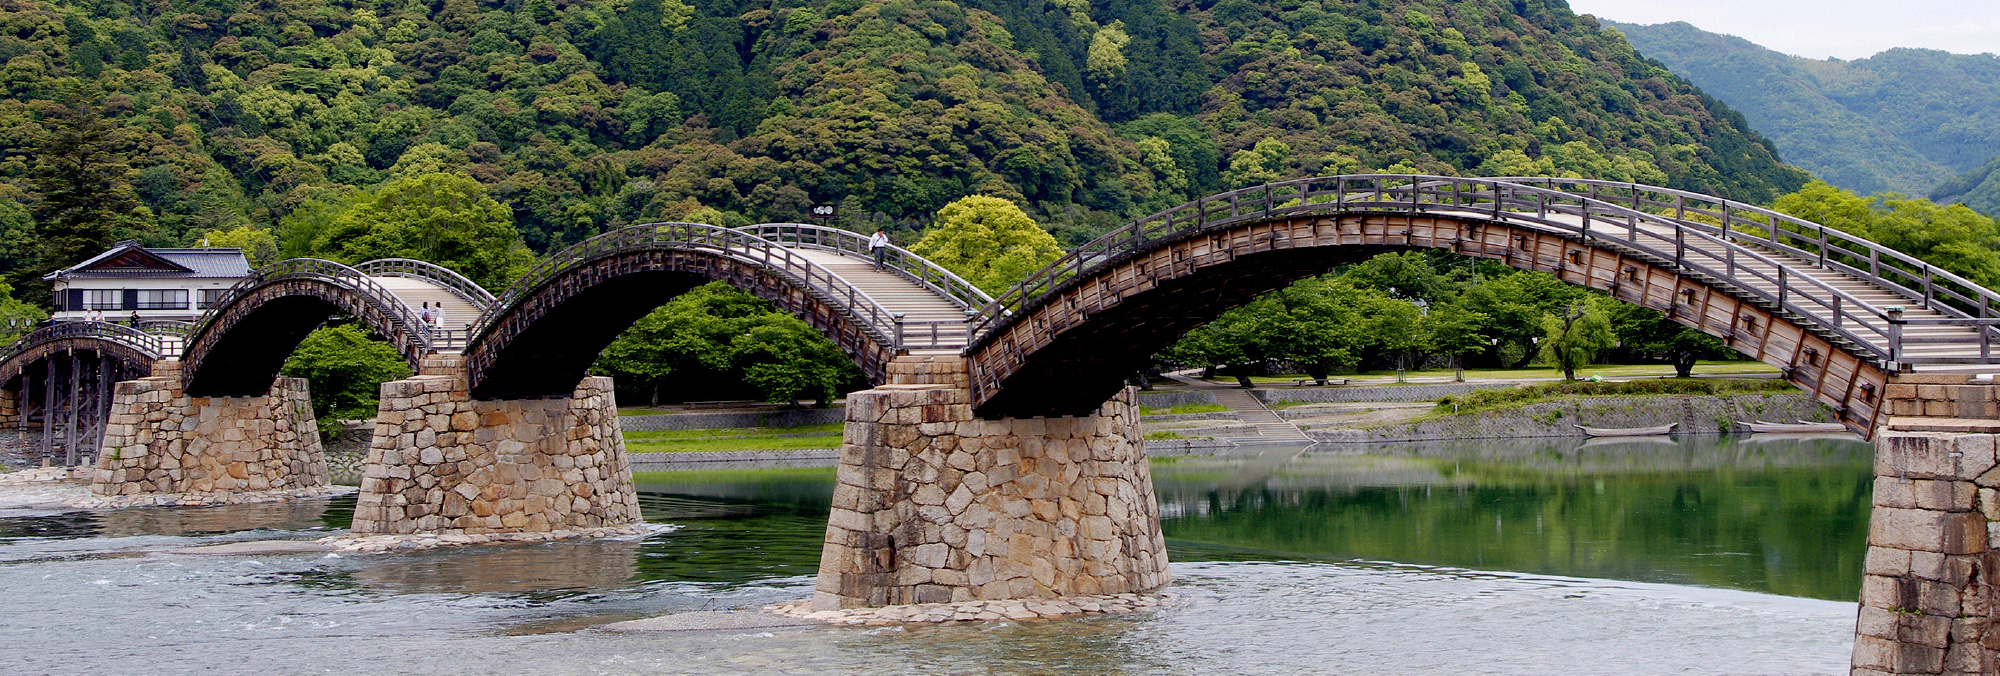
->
[1420,300,1491,382]
[1774,180,2000,288]
[1538,301,1618,381]
[18,89,140,303]
[1609,303,1731,378]
[308,173,534,290]
[909,195,1064,295]
[279,324,413,435]
[595,282,864,406]
[199,225,281,267]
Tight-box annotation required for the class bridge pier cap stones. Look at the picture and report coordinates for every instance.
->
[350,365,640,536]
[91,373,330,496]
[813,375,1169,610]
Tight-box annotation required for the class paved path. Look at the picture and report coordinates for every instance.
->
[791,248,971,353]
[1163,374,1313,442]
[374,276,483,352]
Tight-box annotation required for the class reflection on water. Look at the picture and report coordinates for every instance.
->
[1157,435,1873,600]
[0,438,1869,675]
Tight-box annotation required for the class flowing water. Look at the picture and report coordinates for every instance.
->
[0,436,1869,675]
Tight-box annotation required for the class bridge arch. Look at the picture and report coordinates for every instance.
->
[462,223,968,400]
[0,322,170,387]
[965,176,2000,435]
[180,259,450,397]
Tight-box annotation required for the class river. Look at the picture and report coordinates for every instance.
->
[0,435,1867,674]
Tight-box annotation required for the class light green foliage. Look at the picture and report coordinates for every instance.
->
[1167,275,1417,384]
[1085,21,1131,81]
[1223,139,1292,189]
[909,195,1063,294]
[1774,180,2000,287]
[198,226,281,268]
[309,173,534,290]
[595,282,862,406]
[279,325,413,435]
[1537,301,1617,381]
[0,281,47,343]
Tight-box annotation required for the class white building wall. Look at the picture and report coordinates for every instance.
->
[52,277,243,323]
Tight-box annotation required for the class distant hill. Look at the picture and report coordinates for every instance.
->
[1609,21,2000,199]
[1931,155,2000,215]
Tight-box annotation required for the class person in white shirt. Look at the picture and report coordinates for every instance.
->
[868,229,890,270]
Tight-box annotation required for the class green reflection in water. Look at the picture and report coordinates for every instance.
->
[628,468,834,585]
[1155,435,1874,601]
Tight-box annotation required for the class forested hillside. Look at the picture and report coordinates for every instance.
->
[1612,21,2000,200]
[0,0,1806,304]
[1931,154,2000,216]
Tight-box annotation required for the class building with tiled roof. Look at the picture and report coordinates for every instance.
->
[43,240,252,323]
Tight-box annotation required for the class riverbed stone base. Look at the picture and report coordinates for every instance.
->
[813,383,1169,610]
[320,522,665,553]
[349,373,641,535]
[90,375,329,496]
[1853,420,2000,676]
[770,591,1167,625]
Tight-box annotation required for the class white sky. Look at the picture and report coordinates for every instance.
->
[1567,0,2000,60]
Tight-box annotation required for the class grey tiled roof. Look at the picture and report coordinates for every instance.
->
[46,241,251,280]
[148,249,253,277]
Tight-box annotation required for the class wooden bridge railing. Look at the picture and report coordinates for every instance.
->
[467,222,914,353]
[353,258,497,308]
[972,175,2000,370]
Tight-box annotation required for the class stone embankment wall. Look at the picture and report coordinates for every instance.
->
[1257,382,1520,405]
[350,374,641,535]
[1853,424,1999,676]
[1308,393,1832,442]
[814,384,1170,610]
[91,375,328,495]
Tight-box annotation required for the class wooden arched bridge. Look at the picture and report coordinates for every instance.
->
[5,175,1998,465]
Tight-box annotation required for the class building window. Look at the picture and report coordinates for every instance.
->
[197,289,228,309]
[82,289,121,310]
[136,289,188,310]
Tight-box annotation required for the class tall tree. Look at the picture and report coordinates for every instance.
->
[1538,301,1617,381]
[21,89,139,304]
[309,173,535,290]
[909,195,1064,295]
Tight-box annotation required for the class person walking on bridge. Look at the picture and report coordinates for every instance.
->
[868,229,890,270]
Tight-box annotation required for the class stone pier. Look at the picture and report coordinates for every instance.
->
[812,365,1170,609]
[349,362,640,536]
[91,365,329,496]
[1854,378,2000,675]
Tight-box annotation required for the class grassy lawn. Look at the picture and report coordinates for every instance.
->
[1214,361,1779,385]
[1140,403,1231,416]
[625,424,844,453]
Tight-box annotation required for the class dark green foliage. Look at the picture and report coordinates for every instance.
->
[1431,378,1797,415]
[1615,21,2000,198]
[279,324,414,436]
[18,88,141,304]
[593,282,865,406]
[1931,154,2000,217]
[0,0,1802,304]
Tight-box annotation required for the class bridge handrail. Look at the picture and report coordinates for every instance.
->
[0,321,174,366]
[735,223,995,317]
[972,175,1985,367]
[131,319,194,338]
[353,258,496,308]
[186,258,443,357]
[469,223,914,351]
[1489,177,2000,324]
